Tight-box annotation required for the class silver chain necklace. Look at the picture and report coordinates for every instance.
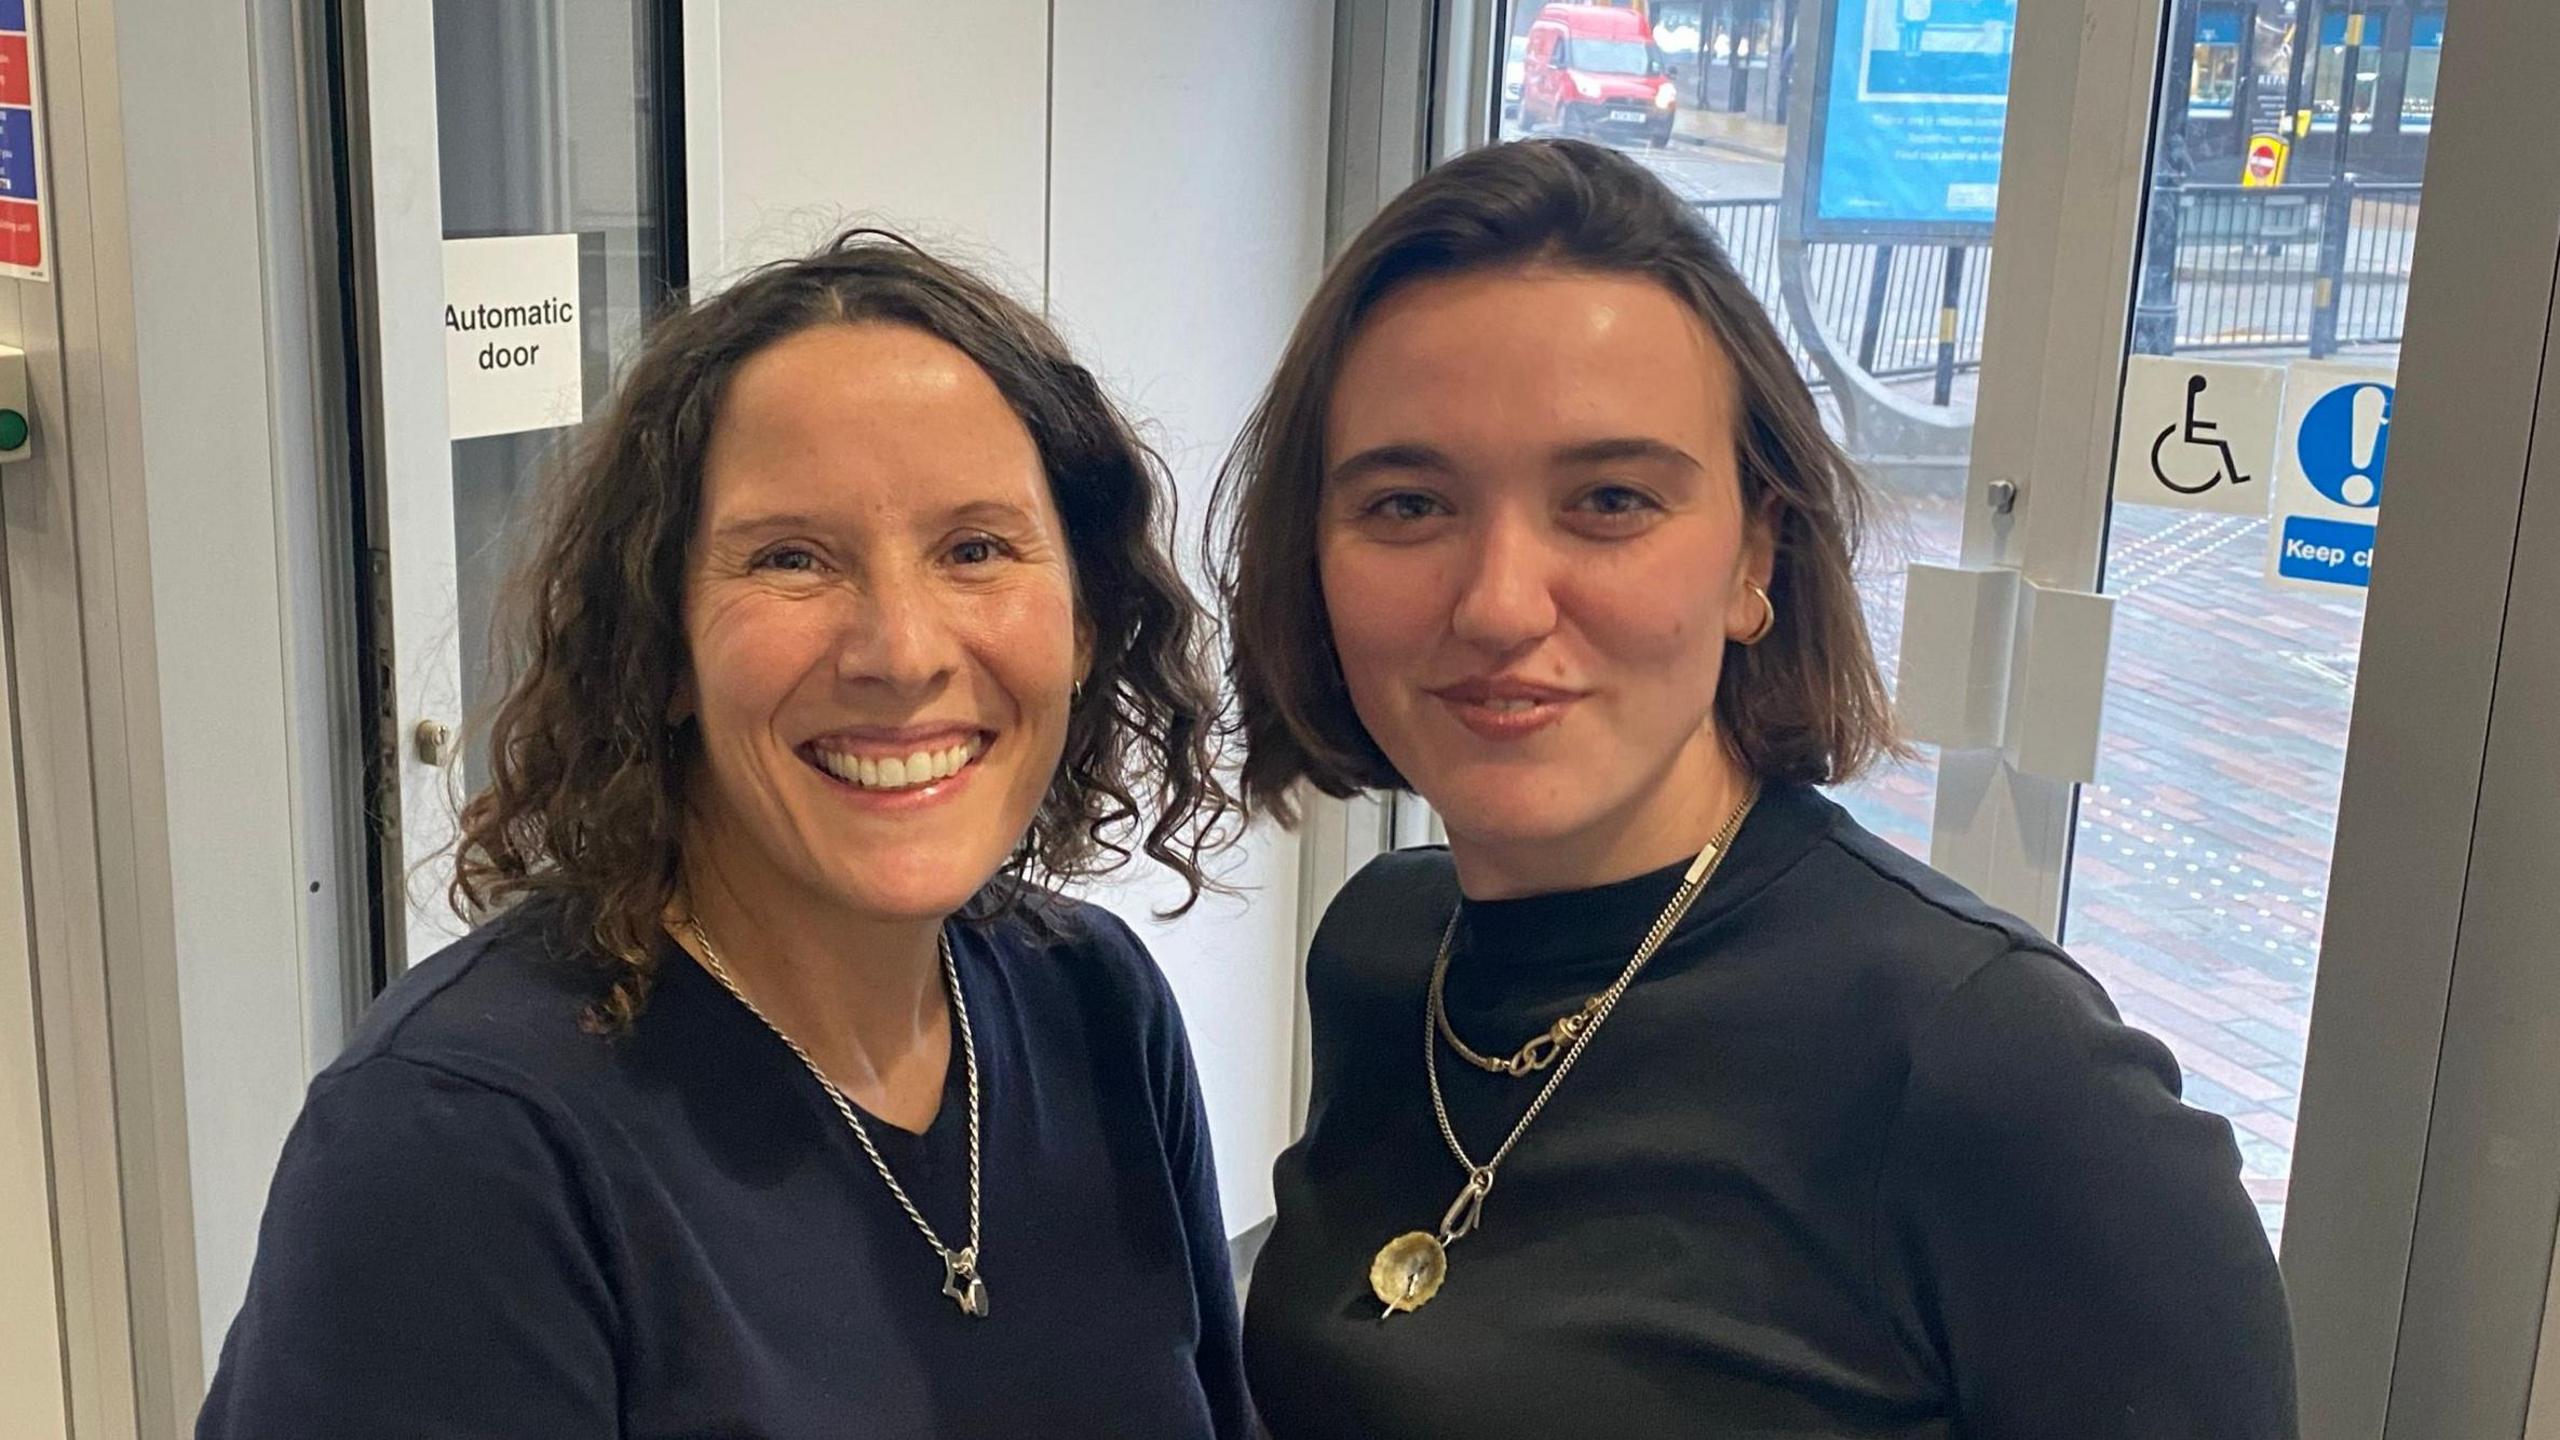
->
[684,917,990,1318]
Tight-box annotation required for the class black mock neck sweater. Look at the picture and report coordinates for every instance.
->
[1243,783,2296,1438]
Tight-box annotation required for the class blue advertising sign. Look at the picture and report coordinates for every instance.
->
[1810,0,2016,235]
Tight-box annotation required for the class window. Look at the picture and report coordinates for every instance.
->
[1496,0,2016,858]
[1571,38,1659,75]
[2190,5,2244,117]
[2310,9,2383,132]
[2402,9,2444,130]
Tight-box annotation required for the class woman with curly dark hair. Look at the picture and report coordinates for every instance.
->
[200,232,1251,1438]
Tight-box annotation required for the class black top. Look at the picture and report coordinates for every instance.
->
[1244,783,2297,1438]
[200,897,1249,1440]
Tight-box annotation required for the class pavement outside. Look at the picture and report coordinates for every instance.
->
[1673,106,1789,162]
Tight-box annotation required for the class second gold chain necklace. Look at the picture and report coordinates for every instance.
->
[1370,782,1761,1317]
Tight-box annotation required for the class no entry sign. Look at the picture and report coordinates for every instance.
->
[2242,133,2290,189]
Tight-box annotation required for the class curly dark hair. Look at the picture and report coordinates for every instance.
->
[454,229,1237,1028]
[1212,140,1902,820]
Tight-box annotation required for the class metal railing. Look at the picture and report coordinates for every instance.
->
[1692,175,2419,395]
[2171,180,2417,354]
[1694,199,1996,389]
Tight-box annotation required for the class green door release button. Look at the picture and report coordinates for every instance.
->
[0,410,26,451]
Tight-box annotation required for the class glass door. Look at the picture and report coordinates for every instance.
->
[339,0,684,972]
[2056,0,2444,1247]
[1498,0,2005,858]
[1477,0,2457,1250]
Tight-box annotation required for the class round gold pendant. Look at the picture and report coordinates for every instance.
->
[1370,1231,1447,1314]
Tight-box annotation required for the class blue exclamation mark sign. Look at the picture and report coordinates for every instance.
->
[2279,379,2391,587]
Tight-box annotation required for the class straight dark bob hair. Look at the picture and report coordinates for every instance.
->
[1211,139,1902,821]
[455,230,1236,1027]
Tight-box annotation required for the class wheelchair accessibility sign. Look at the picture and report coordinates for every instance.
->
[2112,357,2285,517]
[2266,360,2394,592]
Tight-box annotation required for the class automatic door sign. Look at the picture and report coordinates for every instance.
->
[2266,360,2394,591]
[2112,356,2284,516]
[443,234,586,441]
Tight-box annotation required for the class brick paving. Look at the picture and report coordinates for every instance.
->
[1833,492,2363,1246]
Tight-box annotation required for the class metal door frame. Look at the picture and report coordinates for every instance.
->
[2286,1,2560,1428]
[328,0,692,981]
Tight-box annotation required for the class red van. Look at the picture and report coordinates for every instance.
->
[1517,4,1677,149]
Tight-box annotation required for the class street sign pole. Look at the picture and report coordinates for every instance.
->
[2132,0,2204,355]
[2332,1,2364,173]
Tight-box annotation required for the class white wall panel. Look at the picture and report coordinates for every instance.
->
[706,0,1336,1234]
[117,0,316,1377]
[1045,0,1333,1235]
[711,0,1051,298]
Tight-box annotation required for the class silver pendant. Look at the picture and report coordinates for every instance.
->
[942,1249,990,1318]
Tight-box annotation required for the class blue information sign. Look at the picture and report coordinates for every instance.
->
[1810,0,2016,235]
[0,108,33,201]
[2295,379,2391,511]
[2268,366,2392,592]
[2275,515,2376,587]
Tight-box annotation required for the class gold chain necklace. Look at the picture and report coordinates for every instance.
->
[1437,966,1601,1077]
[1369,784,1759,1317]
[685,918,992,1318]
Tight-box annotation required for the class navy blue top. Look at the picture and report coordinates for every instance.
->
[199,896,1249,1439]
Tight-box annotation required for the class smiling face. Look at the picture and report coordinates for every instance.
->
[1317,265,1772,897]
[676,322,1086,929]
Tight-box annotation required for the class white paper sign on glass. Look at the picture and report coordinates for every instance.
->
[442,233,585,441]
[2111,355,2285,515]
[2266,359,2396,591]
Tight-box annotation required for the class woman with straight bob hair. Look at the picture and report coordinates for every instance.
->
[1219,140,2296,1437]
[200,232,1251,1438]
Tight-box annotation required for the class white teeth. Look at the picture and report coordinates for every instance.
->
[1485,698,1536,712]
[813,735,984,791]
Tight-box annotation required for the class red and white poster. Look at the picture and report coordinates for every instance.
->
[0,0,49,282]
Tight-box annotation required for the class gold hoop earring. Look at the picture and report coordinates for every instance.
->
[1739,581,1776,646]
